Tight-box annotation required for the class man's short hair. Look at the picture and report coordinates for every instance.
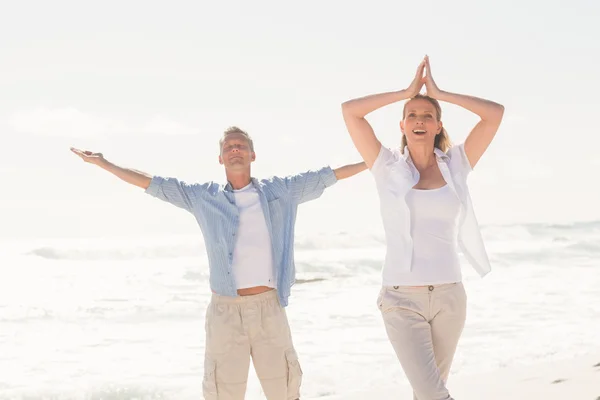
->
[219,126,254,152]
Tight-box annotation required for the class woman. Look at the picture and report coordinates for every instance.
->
[341,56,504,400]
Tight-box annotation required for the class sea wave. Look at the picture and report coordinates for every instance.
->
[13,220,600,262]
[0,385,171,400]
[26,245,204,261]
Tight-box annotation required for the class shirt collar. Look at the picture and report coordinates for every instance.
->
[402,146,450,162]
[224,177,260,192]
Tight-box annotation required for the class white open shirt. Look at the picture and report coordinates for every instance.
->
[371,143,491,285]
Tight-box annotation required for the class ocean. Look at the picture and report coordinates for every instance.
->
[1,221,599,399]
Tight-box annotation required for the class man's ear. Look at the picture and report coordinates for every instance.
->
[218,155,224,165]
[251,152,256,162]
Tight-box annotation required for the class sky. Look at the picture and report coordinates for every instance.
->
[1,0,599,239]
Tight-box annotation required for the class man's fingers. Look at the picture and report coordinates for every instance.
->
[70,147,87,156]
[70,147,94,161]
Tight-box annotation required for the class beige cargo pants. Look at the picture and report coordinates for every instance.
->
[202,290,303,400]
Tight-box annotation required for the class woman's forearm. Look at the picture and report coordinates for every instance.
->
[435,90,504,168]
[436,90,504,121]
[341,89,413,118]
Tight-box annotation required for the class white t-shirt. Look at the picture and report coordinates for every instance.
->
[371,143,491,286]
[231,183,275,289]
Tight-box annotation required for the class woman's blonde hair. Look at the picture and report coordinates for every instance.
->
[401,94,452,153]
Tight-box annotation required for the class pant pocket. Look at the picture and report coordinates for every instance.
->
[203,357,218,400]
[285,348,303,400]
[376,287,386,311]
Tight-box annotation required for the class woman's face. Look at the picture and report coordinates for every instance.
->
[400,98,443,146]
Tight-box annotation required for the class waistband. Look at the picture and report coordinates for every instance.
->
[383,282,462,293]
[211,289,278,304]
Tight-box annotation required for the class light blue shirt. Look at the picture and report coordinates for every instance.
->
[145,167,337,307]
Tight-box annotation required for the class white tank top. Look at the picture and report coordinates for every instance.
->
[231,183,275,289]
[393,185,462,285]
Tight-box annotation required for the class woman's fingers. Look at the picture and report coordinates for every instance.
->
[424,55,434,82]
[415,59,426,80]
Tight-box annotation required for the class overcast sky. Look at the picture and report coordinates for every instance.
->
[1,0,599,239]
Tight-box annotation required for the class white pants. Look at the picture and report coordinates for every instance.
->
[203,290,303,400]
[378,283,467,400]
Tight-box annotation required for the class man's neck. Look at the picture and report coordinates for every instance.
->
[226,170,252,190]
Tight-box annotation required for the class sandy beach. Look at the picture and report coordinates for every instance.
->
[317,353,600,400]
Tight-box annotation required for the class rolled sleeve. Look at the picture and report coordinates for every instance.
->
[371,145,391,176]
[145,176,200,213]
[448,143,473,177]
[285,166,337,204]
[319,166,337,188]
[371,145,403,184]
[145,176,165,198]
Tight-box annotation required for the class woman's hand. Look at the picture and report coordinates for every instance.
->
[405,59,426,97]
[423,55,443,99]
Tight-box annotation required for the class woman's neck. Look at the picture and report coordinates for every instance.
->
[406,145,437,171]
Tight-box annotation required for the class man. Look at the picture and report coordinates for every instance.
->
[71,126,366,400]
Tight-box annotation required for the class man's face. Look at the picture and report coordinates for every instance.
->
[218,133,255,171]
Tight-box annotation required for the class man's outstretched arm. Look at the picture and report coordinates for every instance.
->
[333,161,367,180]
[283,161,368,204]
[70,147,152,189]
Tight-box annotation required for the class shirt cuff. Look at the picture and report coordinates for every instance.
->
[144,176,164,197]
[319,166,337,187]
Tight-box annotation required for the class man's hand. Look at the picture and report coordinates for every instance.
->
[70,147,152,189]
[70,147,106,166]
